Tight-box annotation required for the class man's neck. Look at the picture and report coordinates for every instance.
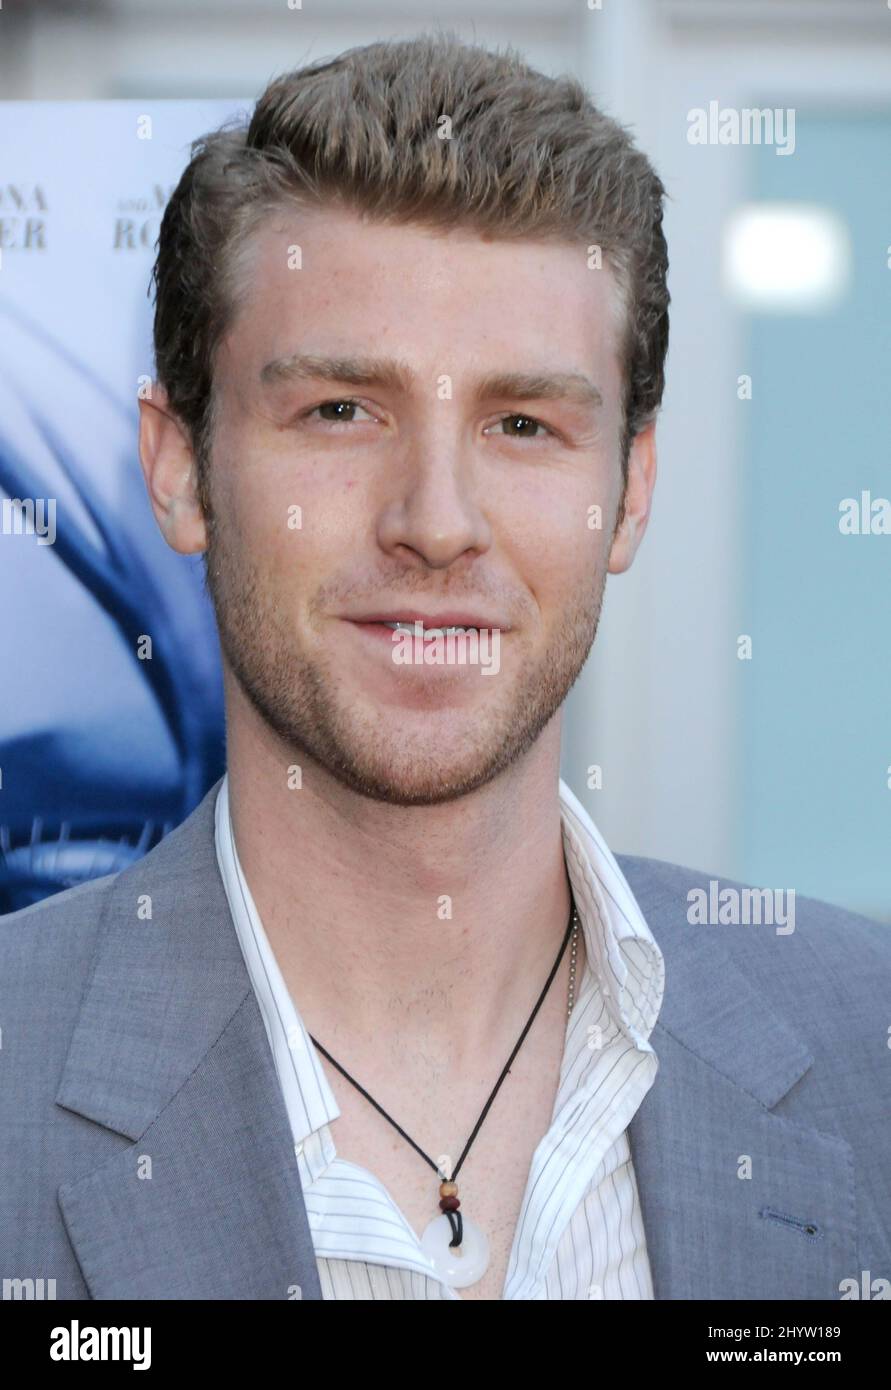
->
[224,697,573,1070]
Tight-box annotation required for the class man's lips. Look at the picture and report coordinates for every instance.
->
[348,621,490,640]
[341,619,502,692]
[342,619,506,656]
[343,610,509,630]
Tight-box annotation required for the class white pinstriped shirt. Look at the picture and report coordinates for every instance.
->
[214,773,665,1300]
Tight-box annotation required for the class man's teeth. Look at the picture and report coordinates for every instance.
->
[382,621,479,634]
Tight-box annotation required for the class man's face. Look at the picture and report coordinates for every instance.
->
[190,205,651,804]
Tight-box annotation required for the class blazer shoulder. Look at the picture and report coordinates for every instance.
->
[0,875,122,1161]
[615,850,891,1017]
[617,850,889,942]
[0,869,118,950]
[0,778,222,962]
[0,789,221,1130]
[0,872,120,1021]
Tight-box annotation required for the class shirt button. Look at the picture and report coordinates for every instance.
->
[294,1142,304,1157]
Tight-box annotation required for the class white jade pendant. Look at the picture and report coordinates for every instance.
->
[420,1213,490,1288]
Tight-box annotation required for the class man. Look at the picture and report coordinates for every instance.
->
[1,33,889,1302]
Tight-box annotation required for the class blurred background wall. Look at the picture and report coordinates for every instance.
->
[1,0,888,920]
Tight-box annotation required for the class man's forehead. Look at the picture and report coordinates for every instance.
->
[225,208,622,385]
[244,204,616,288]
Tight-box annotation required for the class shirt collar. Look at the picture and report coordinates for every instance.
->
[214,772,664,1169]
[558,776,664,1048]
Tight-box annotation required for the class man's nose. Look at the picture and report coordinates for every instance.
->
[375,434,493,569]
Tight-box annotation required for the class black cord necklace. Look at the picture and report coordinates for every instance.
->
[308,890,580,1289]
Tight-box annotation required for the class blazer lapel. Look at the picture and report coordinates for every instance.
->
[55,779,323,1300]
[621,858,858,1299]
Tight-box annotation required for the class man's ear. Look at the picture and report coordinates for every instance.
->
[607,419,657,575]
[137,383,208,555]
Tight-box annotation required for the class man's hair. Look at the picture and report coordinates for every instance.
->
[150,31,670,517]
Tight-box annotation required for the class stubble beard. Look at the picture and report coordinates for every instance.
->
[203,508,610,807]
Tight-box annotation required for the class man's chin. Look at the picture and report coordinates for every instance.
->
[314,737,514,807]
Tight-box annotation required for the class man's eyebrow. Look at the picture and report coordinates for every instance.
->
[259,352,413,394]
[259,353,603,410]
[475,370,603,410]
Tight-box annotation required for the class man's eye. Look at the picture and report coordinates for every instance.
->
[301,402,553,439]
[488,414,553,440]
[305,398,376,424]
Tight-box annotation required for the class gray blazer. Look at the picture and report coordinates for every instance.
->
[1,777,889,1300]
